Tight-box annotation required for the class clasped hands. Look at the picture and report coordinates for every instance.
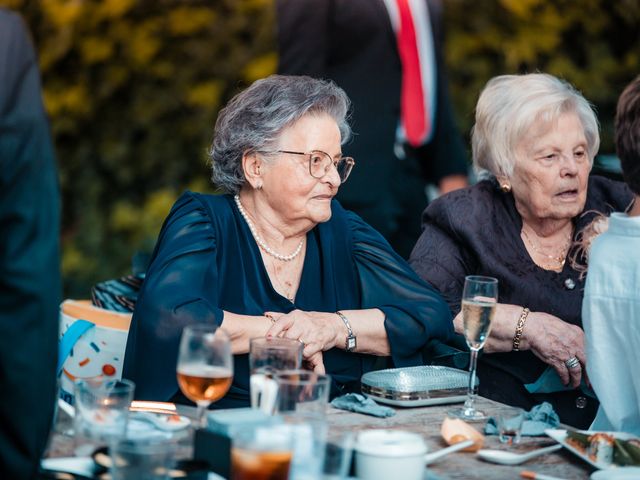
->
[264,309,343,374]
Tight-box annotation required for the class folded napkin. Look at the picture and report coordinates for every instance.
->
[484,402,560,436]
[331,393,395,418]
[524,366,596,398]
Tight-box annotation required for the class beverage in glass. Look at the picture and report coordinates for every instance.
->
[176,324,233,427]
[448,275,498,420]
[495,406,525,445]
[275,370,331,479]
[176,364,233,404]
[231,425,293,480]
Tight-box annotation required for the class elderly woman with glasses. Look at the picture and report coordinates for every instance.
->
[124,75,452,408]
[410,73,633,428]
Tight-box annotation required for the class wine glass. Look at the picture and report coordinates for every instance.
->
[448,275,498,420]
[176,324,233,427]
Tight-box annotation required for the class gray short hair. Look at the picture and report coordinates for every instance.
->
[471,73,599,179]
[210,75,352,193]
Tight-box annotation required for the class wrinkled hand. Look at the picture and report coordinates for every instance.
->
[526,312,586,388]
[265,310,340,361]
[304,351,326,374]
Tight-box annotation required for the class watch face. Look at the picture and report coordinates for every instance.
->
[347,336,357,351]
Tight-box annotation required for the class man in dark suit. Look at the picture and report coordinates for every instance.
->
[276,0,468,258]
[0,9,61,479]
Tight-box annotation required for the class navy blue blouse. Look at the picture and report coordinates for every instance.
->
[124,192,452,408]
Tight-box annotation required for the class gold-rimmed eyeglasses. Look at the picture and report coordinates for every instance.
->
[257,150,355,183]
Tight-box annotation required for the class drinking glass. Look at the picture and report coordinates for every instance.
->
[73,378,135,455]
[495,406,525,445]
[110,436,176,480]
[176,324,233,427]
[231,425,294,480]
[448,275,498,420]
[322,431,354,480]
[275,370,331,479]
[249,337,303,414]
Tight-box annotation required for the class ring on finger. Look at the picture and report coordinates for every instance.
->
[564,356,580,369]
[297,338,305,347]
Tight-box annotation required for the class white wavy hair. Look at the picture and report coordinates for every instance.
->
[471,73,599,179]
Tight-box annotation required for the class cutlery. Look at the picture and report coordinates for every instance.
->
[129,400,177,414]
[425,439,475,465]
[477,444,562,465]
[521,470,567,480]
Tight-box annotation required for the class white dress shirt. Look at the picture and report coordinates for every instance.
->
[583,212,640,434]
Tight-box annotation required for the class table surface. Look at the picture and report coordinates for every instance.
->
[47,396,594,480]
[325,396,593,480]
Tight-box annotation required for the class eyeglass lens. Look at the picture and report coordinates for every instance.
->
[309,151,353,182]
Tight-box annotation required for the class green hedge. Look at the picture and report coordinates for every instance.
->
[3,0,639,296]
[2,0,276,296]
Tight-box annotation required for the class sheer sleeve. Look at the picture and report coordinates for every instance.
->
[346,210,453,367]
[124,192,223,400]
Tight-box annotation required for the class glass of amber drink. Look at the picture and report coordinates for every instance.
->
[231,425,293,480]
[176,324,233,427]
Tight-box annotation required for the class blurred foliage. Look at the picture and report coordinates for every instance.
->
[2,0,639,296]
[444,0,640,155]
[1,0,276,296]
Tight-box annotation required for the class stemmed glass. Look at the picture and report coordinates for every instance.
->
[448,275,498,420]
[177,324,233,427]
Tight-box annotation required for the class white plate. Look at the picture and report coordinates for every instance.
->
[591,467,640,479]
[545,428,638,470]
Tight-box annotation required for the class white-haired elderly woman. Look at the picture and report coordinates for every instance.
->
[410,73,634,428]
[124,75,453,408]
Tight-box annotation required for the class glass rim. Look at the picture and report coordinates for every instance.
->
[274,369,331,385]
[183,323,221,333]
[464,275,498,284]
[74,377,135,393]
[182,324,230,340]
[110,435,178,450]
[249,336,304,350]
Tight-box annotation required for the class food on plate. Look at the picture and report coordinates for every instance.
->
[588,433,615,466]
[566,430,640,467]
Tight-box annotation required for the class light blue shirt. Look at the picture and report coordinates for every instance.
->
[583,212,640,434]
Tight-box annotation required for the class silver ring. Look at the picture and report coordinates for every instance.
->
[297,338,305,346]
[564,356,580,369]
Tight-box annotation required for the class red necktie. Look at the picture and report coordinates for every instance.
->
[395,0,431,147]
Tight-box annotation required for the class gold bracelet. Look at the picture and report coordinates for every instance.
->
[512,307,530,351]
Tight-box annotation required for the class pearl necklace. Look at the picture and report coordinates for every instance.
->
[234,195,304,262]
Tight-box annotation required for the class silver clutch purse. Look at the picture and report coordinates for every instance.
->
[361,365,476,407]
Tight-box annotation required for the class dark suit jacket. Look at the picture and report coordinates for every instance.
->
[0,9,61,479]
[276,0,467,254]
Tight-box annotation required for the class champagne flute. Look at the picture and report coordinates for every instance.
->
[177,324,233,427]
[448,275,498,420]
